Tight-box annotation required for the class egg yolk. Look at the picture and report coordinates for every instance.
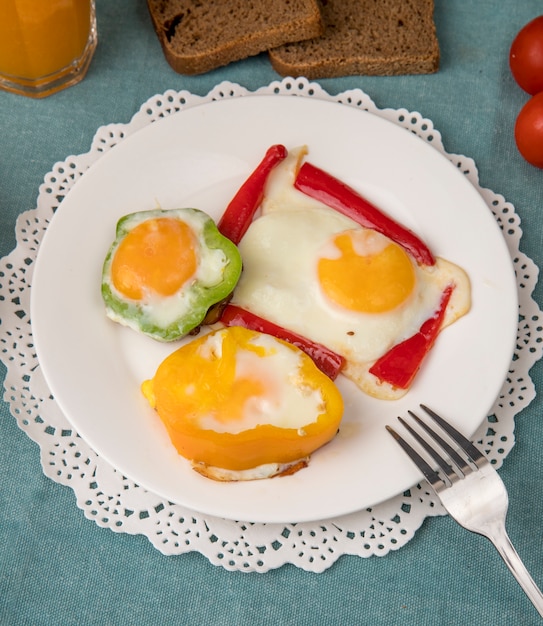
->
[111,217,198,300]
[318,229,416,313]
[141,326,344,472]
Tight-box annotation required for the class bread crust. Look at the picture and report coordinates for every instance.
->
[147,0,325,75]
[269,0,440,78]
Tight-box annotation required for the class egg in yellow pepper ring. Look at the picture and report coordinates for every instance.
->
[141,326,344,481]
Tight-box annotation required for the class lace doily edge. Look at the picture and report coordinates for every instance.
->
[1,77,541,572]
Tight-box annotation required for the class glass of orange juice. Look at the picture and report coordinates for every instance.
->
[0,0,97,98]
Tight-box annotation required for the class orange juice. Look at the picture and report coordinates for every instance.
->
[0,0,96,98]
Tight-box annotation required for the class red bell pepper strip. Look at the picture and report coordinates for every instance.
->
[369,285,454,389]
[220,304,345,380]
[217,144,288,244]
[294,162,435,267]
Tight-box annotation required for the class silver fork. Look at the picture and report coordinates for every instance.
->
[386,404,543,618]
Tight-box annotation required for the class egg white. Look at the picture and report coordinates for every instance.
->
[192,458,309,481]
[193,329,325,434]
[231,149,471,399]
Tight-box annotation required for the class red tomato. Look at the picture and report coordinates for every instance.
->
[515,92,543,168]
[510,15,543,95]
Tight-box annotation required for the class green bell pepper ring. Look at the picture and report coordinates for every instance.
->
[101,208,242,342]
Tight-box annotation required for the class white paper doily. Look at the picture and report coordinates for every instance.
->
[1,78,542,573]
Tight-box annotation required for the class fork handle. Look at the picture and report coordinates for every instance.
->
[486,521,543,618]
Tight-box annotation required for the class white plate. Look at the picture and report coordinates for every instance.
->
[31,96,518,523]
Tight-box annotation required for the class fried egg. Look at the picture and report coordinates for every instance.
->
[231,149,471,399]
[141,326,344,480]
[101,208,242,341]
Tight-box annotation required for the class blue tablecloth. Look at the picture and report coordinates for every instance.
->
[2,1,543,624]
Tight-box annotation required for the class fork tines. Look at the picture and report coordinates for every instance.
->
[386,404,486,490]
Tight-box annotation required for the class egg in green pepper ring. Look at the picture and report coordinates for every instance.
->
[101,208,242,341]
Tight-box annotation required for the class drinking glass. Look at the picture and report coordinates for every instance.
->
[0,0,97,98]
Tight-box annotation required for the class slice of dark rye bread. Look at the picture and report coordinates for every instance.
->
[269,0,440,78]
[146,0,325,75]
